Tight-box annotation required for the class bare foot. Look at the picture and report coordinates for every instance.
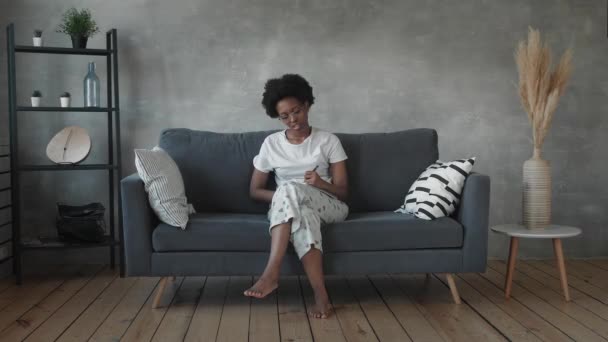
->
[308,295,333,319]
[244,276,278,298]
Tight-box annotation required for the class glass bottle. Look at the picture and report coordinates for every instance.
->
[83,62,100,107]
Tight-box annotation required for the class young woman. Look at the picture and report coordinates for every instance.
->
[244,74,349,319]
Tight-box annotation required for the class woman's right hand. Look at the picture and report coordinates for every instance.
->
[304,170,323,188]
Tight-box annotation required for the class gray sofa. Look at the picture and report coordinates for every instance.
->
[121,128,490,306]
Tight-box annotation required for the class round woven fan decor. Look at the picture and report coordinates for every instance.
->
[46,126,91,164]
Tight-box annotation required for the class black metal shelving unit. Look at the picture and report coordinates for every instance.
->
[0,144,11,278]
[17,106,117,112]
[6,23,124,284]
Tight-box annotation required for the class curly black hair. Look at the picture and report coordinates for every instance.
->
[261,74,315,118]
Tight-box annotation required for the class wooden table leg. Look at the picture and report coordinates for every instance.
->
[504,237,519,299]
[553,238,571,301]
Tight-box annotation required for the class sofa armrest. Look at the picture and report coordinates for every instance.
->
[121,173,158,276]
[455,172,491,272]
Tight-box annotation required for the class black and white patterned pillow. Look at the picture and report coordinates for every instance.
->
[395,158,476,220]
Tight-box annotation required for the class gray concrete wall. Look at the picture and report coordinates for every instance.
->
[1,0,607,266]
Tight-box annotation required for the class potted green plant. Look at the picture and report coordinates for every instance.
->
[56,8,100,48]
[33,29,43,47]
[60,92,71,107]
[31,90,42,107]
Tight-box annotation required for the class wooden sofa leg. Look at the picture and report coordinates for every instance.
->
[152,277,169,309]
[445,273,462,304]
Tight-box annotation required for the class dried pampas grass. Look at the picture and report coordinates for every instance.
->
[516,27,572,157]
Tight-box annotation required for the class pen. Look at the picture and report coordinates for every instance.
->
[312,165,318,172]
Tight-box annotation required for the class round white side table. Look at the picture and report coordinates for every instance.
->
[491,224,581,301]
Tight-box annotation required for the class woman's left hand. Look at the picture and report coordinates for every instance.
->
[304,170,323,188]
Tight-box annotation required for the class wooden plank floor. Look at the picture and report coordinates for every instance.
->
[1,260,608,341]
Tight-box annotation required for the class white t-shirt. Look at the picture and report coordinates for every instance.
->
[253,127,348,187]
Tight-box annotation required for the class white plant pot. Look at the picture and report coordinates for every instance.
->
[33,37,42,47]
[31,97,41,107]
[60,97,71,107]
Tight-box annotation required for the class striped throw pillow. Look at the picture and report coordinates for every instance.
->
[135,146,195,229]
[395,158,475,220]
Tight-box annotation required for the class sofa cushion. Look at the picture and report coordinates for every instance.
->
[152,211,463,253]
[336,129,438,212]
[158,128,438,214]
[324,212,463,252]
[153,213,271,252]
[158,129,278,214]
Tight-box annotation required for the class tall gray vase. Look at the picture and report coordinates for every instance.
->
[522,148,551,229]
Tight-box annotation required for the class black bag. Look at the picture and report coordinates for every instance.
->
[56,202,106,243]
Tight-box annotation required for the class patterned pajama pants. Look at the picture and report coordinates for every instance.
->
[268,181,349,259]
